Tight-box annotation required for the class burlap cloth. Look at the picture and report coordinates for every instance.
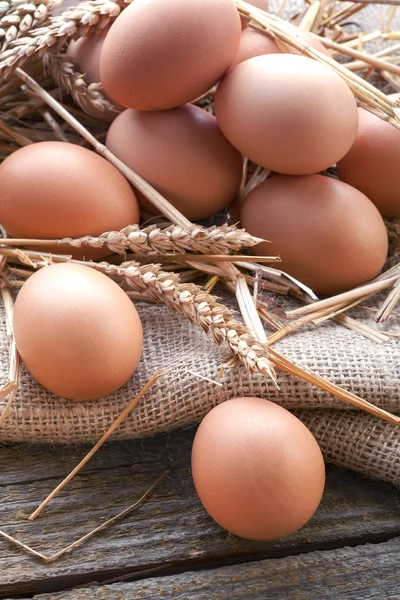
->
[0,1,399,486]
[0,285,398,484]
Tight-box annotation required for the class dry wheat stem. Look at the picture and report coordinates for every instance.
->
[375,277,400,321]
[270,291,391,345]
[320,35,400,76]
[1,470,169,562]
[270,346,399,424]
[334,314,391,343]
[40,107,68,141]
[0,287,20,425]
[46,470,170,562]
[0,118,33,145]
[29,370,172,520]
[2,245,398,425]
[236,261,318,300]
[286,273,399,318]
[343,43,400,73]
[1,224,265,256]
[0,529,48,561]
[127,253,280,265]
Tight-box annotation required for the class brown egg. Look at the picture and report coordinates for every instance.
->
[191,397,325,541]
[100,0,242,110]
[67,27,121,122]
[214,54,358,175]
[0,141,139,258]
[337,106,400,218]
[232,28,279,67]
[13,263,143,401]
[233,25,329,67]
[241,174,388,295]
[106,105,243,221]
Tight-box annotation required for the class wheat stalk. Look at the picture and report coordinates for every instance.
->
[3,223,264,256]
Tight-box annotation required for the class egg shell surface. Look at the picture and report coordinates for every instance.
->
[337,106,400,218]
[100,0,242,110]
[191,397,325,541]
[106,104,243,220]
[0,141,139,258]
[13,263,143,401]
[215,54,358,175]
[241,174,388,295]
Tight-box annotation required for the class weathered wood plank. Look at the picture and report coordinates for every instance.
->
[25,537,400,600]
[0,429,398,598]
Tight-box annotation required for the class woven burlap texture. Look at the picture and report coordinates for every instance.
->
[0,287,399,484]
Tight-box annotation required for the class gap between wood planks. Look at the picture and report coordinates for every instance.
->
[2,531,400,599]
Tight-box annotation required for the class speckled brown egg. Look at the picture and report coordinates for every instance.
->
[337,104,400,218]
[13,263,143,401]
[191,397,325,541]
[215,54,358,175]
[241,174,388,295]
[67,27,122,122]
[106,104,243,220]
[0,141,139,258]
[100,0,242,110]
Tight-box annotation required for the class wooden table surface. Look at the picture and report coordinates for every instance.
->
[0,427,399,599]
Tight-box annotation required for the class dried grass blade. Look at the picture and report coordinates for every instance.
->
[0,287,20,424]
[29,370,172,520]
[334,314,390,343]
[270,347,400,425]
[375,277,400,321]
[0,529,48,561]
[45,470,170,563]
[286,276,398,318]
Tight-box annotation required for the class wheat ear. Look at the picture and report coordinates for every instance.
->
[0,0,58,52]
[0,0,123,81]
[45,52,120,117]
[3,223,264,255]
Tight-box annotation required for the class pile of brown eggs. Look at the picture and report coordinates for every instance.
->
[72,0,396,295]
[0,0,397,543]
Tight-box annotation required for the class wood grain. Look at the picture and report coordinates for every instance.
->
[23,537,400,600]
[0,429,398,597]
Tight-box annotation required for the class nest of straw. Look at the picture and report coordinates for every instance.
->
[0,0,398,430]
